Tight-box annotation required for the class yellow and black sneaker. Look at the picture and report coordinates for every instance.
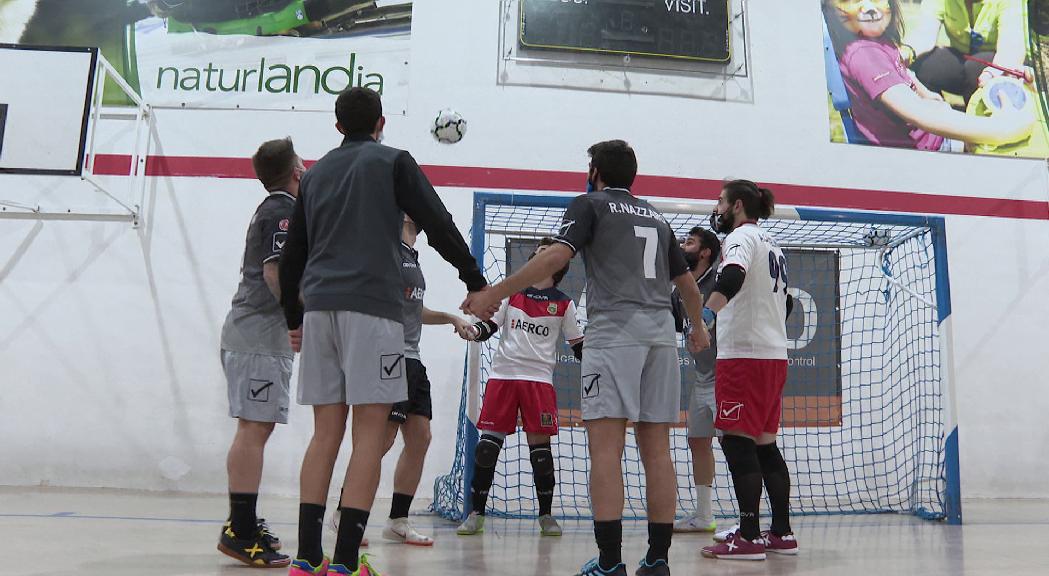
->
[218,525,291,568]
[257,518,282,551]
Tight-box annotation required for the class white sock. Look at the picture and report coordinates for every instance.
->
[697,485,713,523]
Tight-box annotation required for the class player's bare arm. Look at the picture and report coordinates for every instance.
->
[461,243,573,319]
[422,306,474,339]
[672,271,709,352]
[262,262,281,300]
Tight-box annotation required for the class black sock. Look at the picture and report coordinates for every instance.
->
[721,435,763,541]
[390,492,413,520]
[594,519,623,569]
[757,443,792,536]
[645,522,673,565]
[296,503,326,566]
[529,442,555,517]
[471,464,496,515]
[228,492,258,538]
[470,433,503,515]
[332,507,369,569]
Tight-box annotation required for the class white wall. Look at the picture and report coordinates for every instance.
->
[2,0,1048,500]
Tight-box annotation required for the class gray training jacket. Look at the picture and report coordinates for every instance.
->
[279,134,485,328]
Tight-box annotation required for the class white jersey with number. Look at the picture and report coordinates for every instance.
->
[716,223,789,360]
[488,287,584,384]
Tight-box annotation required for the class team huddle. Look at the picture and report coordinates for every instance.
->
[216,87,797,576]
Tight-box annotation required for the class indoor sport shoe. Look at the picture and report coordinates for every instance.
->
[257,518,282,551]
[382,517,433,546]
[289,557,329,576]
[761,530,799,555]
[713,524,740,542]
[217,525,291,567]
[701,531,766,561]
[328,513,368,546]
[327,553,383,576]
[456,511,485,535]
[635,558,670,576]
[673,512,716,533]
[538,514,562,537]
[574,557,628,576]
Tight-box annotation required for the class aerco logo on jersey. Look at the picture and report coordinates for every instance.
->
[404,286,424,301]
[510,318,550,337]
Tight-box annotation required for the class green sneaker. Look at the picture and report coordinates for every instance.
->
[328,553,383,575]
[456,511,485,535]
[538,514,562,537]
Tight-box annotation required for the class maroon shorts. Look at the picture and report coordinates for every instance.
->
[477,378,559,436]
[714,358,788,438]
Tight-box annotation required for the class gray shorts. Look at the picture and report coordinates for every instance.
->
[222,350,292,424]
[580,345,681,423]
[687,378,717,438]
[297,310,408,406]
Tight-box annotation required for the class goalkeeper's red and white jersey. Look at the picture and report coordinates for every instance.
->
[488,287,584,384]
[716,223,789,360]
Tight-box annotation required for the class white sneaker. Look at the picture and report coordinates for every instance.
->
[674,512,717,533]
[714,524,740,542]
[328,511,369,547]
[538,514,562,537]
[382,517,434,547]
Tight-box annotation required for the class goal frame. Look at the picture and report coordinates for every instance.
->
[448,191,961,525]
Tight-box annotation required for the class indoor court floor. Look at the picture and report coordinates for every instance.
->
[1,487,1045,576]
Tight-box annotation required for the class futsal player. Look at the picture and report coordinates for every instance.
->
[670,227,722,534]
[463,140,710,576]
[700,180,799,560]
[380,214,475,546]
[216,138,304,568]
[455,237,584,538]
[279,87,488,576]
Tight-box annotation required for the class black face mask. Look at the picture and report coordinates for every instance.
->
[683,249,701,270]
[710,210,733,234]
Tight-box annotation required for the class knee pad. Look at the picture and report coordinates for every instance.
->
[475,433,505,469]
[529,443,554,477]
[756,443,788,475]
[720,435,760,478]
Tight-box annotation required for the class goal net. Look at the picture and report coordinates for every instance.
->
[433,192,960,524]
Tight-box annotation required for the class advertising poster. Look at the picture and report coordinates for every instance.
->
[824,0,1049,158]
[0,0,411,111]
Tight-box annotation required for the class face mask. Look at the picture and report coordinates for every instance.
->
[683,250,701,270]
[375,131,385,144]
[710,210,733,234]
[586,170,595,193]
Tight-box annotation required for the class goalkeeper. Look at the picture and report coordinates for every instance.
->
[456,238,584,538]
[670,226,722,534]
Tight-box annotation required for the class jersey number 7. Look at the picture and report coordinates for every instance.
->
[634,226,658,279]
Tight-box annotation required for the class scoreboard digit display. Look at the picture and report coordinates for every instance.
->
[520,0,731,63]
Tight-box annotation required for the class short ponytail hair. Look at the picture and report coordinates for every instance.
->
[723,179,775,220]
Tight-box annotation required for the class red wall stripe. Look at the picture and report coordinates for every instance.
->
[89,153,1049,220]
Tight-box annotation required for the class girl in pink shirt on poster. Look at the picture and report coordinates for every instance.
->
[823,0,1034,150]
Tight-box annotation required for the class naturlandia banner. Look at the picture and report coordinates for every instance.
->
[0,0,412,112]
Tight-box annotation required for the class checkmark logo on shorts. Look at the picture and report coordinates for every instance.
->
[248,380,273,403]
[582,373,601,399]
[380,354,404,380]
[719,401,743,421]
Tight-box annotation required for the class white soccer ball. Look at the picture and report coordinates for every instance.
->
[431,108,467,144]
